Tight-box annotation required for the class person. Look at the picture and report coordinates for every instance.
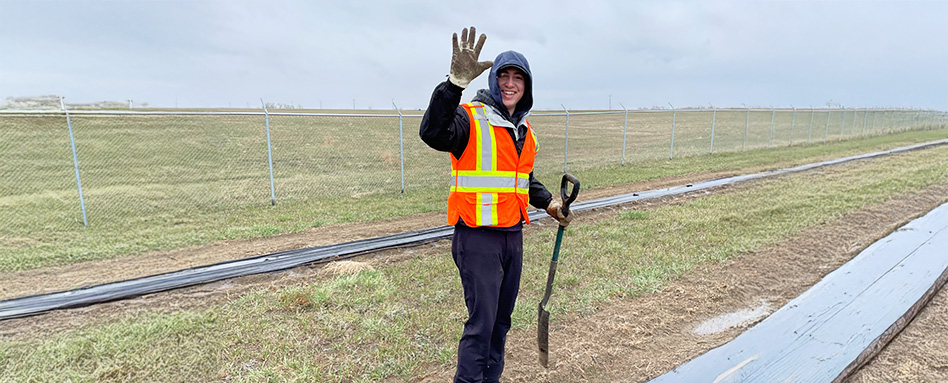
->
[419,26,572,383]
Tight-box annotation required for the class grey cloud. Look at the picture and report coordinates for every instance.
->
[1,0,945,110]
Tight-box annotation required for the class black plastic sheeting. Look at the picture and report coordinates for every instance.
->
[2,139,945,320]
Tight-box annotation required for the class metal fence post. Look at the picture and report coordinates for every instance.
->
[789,105,796,145]
[878,110,883,133]
[887,110,892,133]
[709,104,717,154]
[620,103,628,166]
[668,102,677,159]
[60,97,88,226]
[851,108,858,135]
[393,101,405,193]
[562,104,570,173]
[889,111,899,132]
[889,110,893,132]
[885,110,890,132]
[807,107,814,143]
[868,110,875,134]
[769,107,775,147]
[261,99,276,206]
[742,104,749,151]
[879,110,884,133]
[839,107,845,141]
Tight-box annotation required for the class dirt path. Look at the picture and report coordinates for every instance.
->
[847,279,948,382]
[2,171,946,382]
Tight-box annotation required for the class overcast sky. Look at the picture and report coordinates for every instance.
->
[1,0,946,110]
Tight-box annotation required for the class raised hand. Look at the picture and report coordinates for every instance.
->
[448,26,493,89]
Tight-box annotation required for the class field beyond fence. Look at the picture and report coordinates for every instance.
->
[1,107,945,271]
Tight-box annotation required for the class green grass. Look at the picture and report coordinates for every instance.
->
[2,142,946,382]
[0,111,945,272]
[0,108,943,267]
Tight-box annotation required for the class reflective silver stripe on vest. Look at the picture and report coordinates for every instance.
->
[472,105,493,171]
[451,175,530,190]
[479,192,493,225]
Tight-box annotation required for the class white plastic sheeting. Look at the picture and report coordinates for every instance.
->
[647,202,948,382]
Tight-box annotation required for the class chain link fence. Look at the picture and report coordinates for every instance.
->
[1,106,945,265]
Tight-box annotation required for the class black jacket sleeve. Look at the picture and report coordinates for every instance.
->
[529,171,553,209]
[419,80,469,160]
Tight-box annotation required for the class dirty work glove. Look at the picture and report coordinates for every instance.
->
[448,26,493,89]
[546,200,573,227]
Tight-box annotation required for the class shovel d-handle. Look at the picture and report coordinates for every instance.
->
[560,173,580,218]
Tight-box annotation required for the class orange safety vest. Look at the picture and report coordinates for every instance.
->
[448,102,539,227]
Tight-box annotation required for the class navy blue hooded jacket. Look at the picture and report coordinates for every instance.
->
[488,50,533,123]
[419,50,553,213]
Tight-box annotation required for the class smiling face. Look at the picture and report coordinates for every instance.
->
[497,67,525,116]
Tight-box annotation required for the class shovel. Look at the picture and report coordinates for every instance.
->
[538,173,580,368]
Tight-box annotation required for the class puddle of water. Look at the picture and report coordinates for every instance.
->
[693,300,771,336]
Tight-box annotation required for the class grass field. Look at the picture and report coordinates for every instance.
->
[1,130,946,382]
[0,109,944,272]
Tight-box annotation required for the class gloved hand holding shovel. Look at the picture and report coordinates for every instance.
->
[538,173,580,368]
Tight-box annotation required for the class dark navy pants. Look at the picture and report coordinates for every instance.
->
[452,224,523,383]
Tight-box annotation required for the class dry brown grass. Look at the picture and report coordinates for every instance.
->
[319,260,375,277]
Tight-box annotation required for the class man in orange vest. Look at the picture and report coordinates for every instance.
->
[420,26,572,383]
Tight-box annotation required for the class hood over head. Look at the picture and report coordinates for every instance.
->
[487,50,533,122]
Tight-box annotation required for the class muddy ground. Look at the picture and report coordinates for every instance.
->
[2,171,946,382]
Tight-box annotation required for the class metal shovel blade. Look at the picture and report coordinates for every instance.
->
[537,257,558,368]
[538,302,551,367]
